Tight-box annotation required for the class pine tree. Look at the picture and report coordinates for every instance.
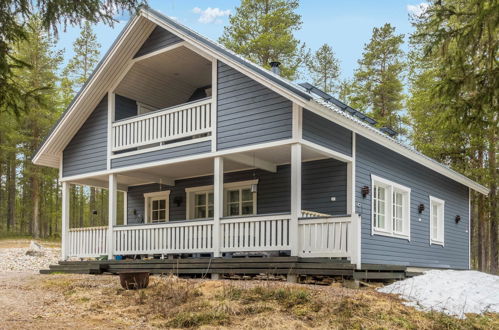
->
[12,16,63,238]
[306,44,341,94]
[348,23,406,134]
[219,0,307,79]
[62,21,101,98]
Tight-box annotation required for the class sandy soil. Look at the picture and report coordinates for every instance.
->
[0,272,130,330]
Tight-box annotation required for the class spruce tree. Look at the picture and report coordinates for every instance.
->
[410,0,498,273]
[219,0,307,79]
[348,23,406,134]
[0,0,144,116]
[306,44,341,94]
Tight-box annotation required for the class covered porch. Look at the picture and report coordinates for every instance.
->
[61,142,360,267]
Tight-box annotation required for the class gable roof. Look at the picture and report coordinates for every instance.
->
[33,7,488,195]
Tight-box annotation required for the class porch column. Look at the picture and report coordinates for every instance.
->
[290,143,302,256]
[61,181,70,260]
[213,156,224,257]
[108,173,117,260]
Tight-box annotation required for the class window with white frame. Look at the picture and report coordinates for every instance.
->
[144,191,170,223]
[194,191,214,219]
[371,175,411,239]
[226,187,254,216]
[430,196,445,245]
[185,180,258,219]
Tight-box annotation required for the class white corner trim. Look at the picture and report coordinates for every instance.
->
[211,58,218,152]
[107,92,115,170]
[292,103,302,140]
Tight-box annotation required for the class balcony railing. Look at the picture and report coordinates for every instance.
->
[112,98,212,152]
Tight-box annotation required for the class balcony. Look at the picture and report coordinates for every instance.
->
[112,97,212,153]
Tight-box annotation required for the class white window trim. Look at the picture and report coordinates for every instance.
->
[371,175,411,240]
[143,190,170,223]
[429,195,445,246]
[185,179,258,219]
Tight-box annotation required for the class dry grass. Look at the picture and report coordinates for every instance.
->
[0,238,60,249]
[37,274,499,329]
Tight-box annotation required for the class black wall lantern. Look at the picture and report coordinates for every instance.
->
[92,210,98,215]
[455,215,461,224]
[361,186,370,198]
[173,196,183,207]
[418,203,425,214]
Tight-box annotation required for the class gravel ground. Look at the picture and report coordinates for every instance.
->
[0,245,60,273]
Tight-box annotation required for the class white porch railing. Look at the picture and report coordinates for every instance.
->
[220,214,291,252]
[298,217,353,258]
[112,98,212,152]
[68,226,108,258]
[113,220,214,255]
[64,214,358,262]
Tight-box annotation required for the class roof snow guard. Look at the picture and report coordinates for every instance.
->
[32,7,489,195]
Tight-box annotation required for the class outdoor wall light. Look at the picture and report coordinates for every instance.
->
[92,210,98,215]
[173,196,183,207]
[361,186,370,198]
[418,203,425,214]
[455,215,461,223]
[251,183,258,193]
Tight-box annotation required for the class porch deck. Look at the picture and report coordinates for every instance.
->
[41,257,413,281]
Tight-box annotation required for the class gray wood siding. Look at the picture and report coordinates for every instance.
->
[216,62,292,150]
[134,26,183,58]
[302,159,347,215]
[126,159,347,224]
[111,140,212,169]
[355,135,470,269]
[62,96,108,177]
[302,109,352,156]
[115,94,137,120]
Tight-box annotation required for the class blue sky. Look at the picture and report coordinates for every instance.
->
[56,0,425,81]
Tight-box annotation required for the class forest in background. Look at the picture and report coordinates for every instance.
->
[0,0,497,273]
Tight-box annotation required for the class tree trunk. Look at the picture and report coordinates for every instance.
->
[31,169,41,239]
[6,153,16,232]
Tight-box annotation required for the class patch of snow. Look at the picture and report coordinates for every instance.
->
[0,247,60,273]
[378,270,499,318]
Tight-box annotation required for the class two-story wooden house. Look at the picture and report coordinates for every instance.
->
[34,8,488,275]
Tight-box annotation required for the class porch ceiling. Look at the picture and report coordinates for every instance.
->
[115,45,212,109]
[69,144,333,189]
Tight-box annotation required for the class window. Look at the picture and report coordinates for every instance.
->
[144,191,170,223]
[371,175,411,239]
[194,191,214,219]
[226,188,254,216]
[430,196,445,245]
[185,180,258,219]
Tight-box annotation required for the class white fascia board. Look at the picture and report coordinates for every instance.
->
[32,15,152,167]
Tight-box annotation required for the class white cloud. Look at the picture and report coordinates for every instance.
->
[407,3,429,17]
[192,7,231,24]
